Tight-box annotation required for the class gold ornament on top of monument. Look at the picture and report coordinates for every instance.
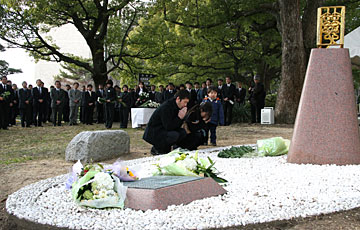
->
[317,6,345,48]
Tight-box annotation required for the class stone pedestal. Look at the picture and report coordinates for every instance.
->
[287,48,360,165]
[124,176,227,211]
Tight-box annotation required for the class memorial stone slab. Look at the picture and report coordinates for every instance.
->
[123,176,227,211]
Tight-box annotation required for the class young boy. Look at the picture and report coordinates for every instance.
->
[202,86,224,146]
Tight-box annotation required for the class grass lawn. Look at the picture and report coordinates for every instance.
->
[0,123,152,165]
[0,122,294,165]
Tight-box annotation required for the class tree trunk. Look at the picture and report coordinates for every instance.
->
[91,45,108,90]
[275,0,307,124]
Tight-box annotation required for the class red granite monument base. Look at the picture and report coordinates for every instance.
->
[124,177,227,211]
[287,48,360,165]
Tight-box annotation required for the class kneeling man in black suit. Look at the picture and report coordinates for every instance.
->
[143,90,190,155]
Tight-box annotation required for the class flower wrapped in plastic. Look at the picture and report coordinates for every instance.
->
[67,162,127,209]
[154,148,227,183]
[104,159,140,182]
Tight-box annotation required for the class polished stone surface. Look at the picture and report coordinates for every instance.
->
[288,48,360,165]
[125,176,227,211]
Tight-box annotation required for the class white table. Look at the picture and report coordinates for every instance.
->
[131,108,156,128]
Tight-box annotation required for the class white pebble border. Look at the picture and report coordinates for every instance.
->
[6,146,360,230]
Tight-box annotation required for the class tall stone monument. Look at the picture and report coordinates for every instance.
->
[287,6,360,165]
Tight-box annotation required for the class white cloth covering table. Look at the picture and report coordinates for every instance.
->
[131,108,156,128]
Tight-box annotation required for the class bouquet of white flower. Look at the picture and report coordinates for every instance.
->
[68,162,127,209]
[154,149,227,183]
[139,100,160,108]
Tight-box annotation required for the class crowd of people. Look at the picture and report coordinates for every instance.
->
[0,75,266,137]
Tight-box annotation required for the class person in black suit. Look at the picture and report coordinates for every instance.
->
[0,76,13,129]
[18,81,33,127]
[50,81,66,126]
[223,76,236,126]
[10,83,19,126]
[163,83,176,102]
[143,90,190,155]
[62,84,71,123]
[32,79,47,127]
[185,81,197,109]
[135,81,148,106]
[41,82,50,123]
[80,85,86,124]
[104,79,116,129]
[236,82,247,105]
[119,85,132,128]
[149,85,156,101]
[248,75,266,123]
[83,84,97,125]
[96,84,105,124]
[155,85,165,104]
[217,79,225,102]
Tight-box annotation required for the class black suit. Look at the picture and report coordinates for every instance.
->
[62,90,70,122]
[10,89,19,125]
[143,98,186,153]
[18,88,33,127]
[119,91,132,128]
[236,88,246,105]
[217,85,225,102]
[149,91,156,101]
[186,89,197,109]
[163,90,176,102]
[83,91,97,125]
[223,83,236,125]
[32,86,48,126]
[105,87,116,128]
[0,84,13,129]
[249,82,266,123]
[96,89,105,123]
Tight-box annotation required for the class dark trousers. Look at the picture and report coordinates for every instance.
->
[52,106,63,125]
[10,105,18,125]
[44,103,51,123]
[33,102,46,126]
[205,123,218,144]
[105,103,115,128]
[178,131,204,150]
[80,106,85,123]
[20,106,32,127]
[251,102,264,123]
[155,129,187,153]
[223,101,234,125]
[84,105,94,124]
[96,103,104,123]
[0,102,9,129]
[63,104,70,122]
[119,107,130,128]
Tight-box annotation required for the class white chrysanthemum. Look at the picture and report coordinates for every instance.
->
[159,156,176,167]
[178,158,197,171]
[93,172,114,191]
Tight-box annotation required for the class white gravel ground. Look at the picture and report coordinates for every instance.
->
[6,148,360,230]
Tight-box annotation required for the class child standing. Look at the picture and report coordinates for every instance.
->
[202,86,224,146]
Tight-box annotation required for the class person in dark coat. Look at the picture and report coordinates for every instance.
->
[177,102,213,150]
[249,75,266,123]
[149,85,157,101]
[155,85,165,104]
[143,90,190,155]
[10,83,19,126]
[104,79,116,129]
[50,81,66,126]
[96,84,105,123]
[119,85,132,128]
[197,82,206,102]
[62,84,71,123]
[223,76,236,126]
[83,84,97,125]
[32,79,47,127]
[163,83,176,102]
[18,81,33,127]
[0,76,14,130]
[45,84,52,123]
[185,81,197,109]
[135,81,148,106]
[80,85,86,124]
[236,82,247,105]
[217,79,225,102]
